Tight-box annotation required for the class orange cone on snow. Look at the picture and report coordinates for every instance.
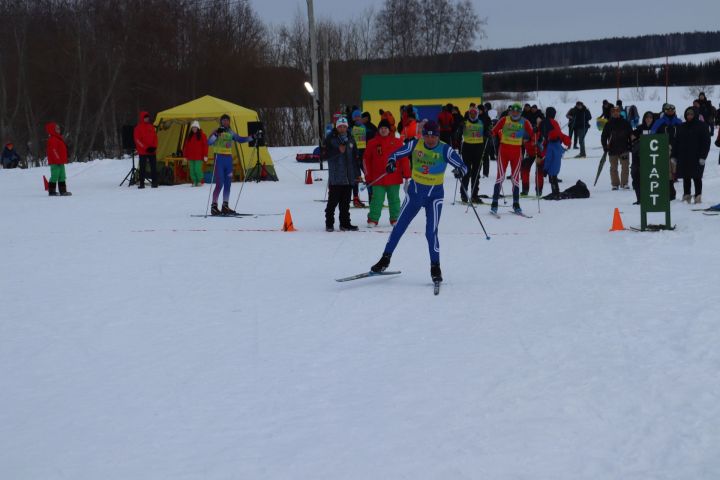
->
[282,209,296,232]
[43,175,49,191]
[609,208,625,231]
[305,169,313,184]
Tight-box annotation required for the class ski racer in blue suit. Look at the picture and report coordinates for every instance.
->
[369,120,467,283]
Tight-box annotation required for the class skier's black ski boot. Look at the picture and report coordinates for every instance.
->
[48,182,58,196]
[221,201,236,215]
[371,253,392,273]
[59,181,72,196]
[431,263,442,282]
[211,202,221,216]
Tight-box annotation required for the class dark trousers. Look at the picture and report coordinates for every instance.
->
[325,185,352,228]
[139,155,158,186]
[631,152,641,202]
[683,177,702,196]
[569,126,575,147]
[460,143,485,200]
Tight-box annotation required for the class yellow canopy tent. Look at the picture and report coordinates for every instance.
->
[154,95,277,181]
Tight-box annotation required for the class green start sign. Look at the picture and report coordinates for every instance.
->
[639,135,671,230]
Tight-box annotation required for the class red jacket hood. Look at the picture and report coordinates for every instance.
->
[138,111,150,123]
[45,122,64,142]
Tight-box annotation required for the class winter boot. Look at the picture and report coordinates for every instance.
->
[490,202,498,216]
[694,194,702,204]
[58,181,72,196]
[367,219,378,228]
[551,176,561,199]
[371,253,392,273]
[430,263,443,282]
[221,201,236,215]
[340,224,358,231]
[513,203,523,215]
[353,196,366,208]
[471,196,484,204]
[682,194,691,203]
[211,202,221,216]
[48,182,58,196]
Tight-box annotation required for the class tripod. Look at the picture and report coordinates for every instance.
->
[119,151,138,187]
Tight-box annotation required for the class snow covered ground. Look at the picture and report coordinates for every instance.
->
[3,86,720,479]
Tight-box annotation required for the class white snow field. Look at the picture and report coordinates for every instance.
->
[3,86,720,479]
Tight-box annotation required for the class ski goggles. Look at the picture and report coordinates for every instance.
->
[664,104,676,112]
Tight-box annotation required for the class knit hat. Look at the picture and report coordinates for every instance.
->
[509,103,522,112]
[378,119,391,130]
[335,117,349,128]
[190,120,200,129]
[351,110,362,119]
[422,120,440,136]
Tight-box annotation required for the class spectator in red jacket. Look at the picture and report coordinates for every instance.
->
[183,120,208,186]
[437,104,455,145]
[46,122,71,196]
[134,111,159,188]
[363,119,410,226]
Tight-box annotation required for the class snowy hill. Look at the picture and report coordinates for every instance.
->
[2,85,720,479]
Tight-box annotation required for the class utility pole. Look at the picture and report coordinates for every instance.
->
[323,36,330,133]
[306,0,319,145]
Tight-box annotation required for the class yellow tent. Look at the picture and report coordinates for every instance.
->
[154,95,277,181]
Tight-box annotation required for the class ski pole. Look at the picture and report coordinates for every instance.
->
[204,159,218,218]
[360,171,390,191]
[460,184,490,240]
[452,177,459,205]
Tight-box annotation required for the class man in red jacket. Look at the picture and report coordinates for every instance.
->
[363,119,409,226]
[46,122,71,196]
[134,111,159,188]
[437,104,455,145]
[490,103,534,214]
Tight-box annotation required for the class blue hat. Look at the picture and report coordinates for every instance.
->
[423,120,440,136]
[351,110,362,119]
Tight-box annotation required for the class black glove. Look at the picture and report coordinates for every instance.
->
[452,168,464,179]
[386,161,396,173]
[146,147,156,154]
[215,128,225,136]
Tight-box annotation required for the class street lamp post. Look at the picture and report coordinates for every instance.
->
[306,0,320,146]
[304,82,324,170]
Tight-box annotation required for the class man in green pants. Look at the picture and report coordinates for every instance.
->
[363,119,409,226]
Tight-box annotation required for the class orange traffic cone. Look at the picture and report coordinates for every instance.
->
[43,175,49,191]
[305,169,313,184]
[609,208,625,231]
[282,208,296,232]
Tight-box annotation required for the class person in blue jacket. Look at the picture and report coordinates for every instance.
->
[369,121,467,283]
[1,142,20,169]
[207,114,253,215]
[651,104,683,200]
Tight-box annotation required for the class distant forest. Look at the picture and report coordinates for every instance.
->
[1,0,718,157]
[325,31,720,109]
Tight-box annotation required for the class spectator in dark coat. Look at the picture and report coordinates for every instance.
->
[672,107,711,204]
[570,101,592,157]
[324,117,359,231]
[601,106,633,190]
[1,142,20,169]
[697,92,716,136]
[629,111,655,204]
[565,107,576,148]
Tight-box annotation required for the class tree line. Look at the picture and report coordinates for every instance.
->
[1,0,718,161]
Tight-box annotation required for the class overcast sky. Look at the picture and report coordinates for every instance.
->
[250,0,720,50]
